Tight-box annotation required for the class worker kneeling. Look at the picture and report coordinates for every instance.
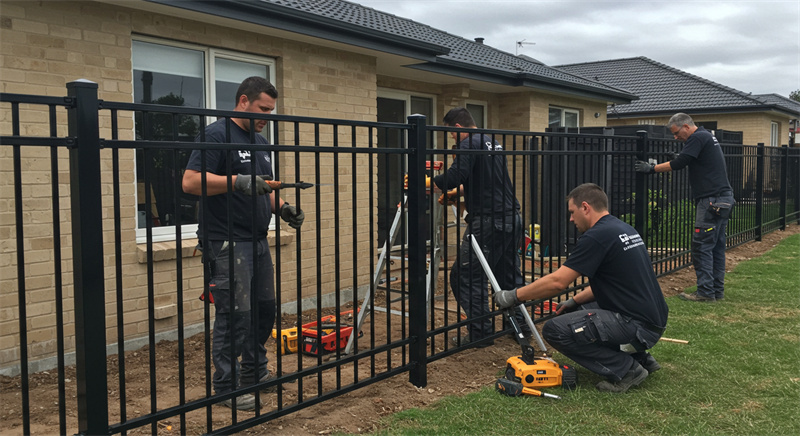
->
[494,183,668,393]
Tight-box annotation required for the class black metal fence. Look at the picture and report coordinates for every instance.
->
[2,82,798,435]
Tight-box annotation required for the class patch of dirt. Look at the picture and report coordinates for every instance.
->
[1,224,797,435]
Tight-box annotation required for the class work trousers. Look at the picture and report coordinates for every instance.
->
[542,303,662,381]
[204,239,276,394]
[693,192,735,299]
[451,212,525,340]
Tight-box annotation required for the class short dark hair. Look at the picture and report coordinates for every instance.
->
[236,76,278,104]
[567,183,608,212]
[442,107,476,127]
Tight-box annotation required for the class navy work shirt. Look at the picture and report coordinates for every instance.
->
[433,133,519,218]
[563,215,668,328]
[671,127,732,199]
[185,118,273,241]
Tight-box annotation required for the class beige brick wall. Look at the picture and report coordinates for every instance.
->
[0,0,379,372]
[608,113,795,147]
[1,0,617,373]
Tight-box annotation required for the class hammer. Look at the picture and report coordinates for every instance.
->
[495,378,561,400]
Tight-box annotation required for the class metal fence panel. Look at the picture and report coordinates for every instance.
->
[2,85,798,434]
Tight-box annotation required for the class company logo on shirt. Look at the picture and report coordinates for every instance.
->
[238,150,251,162]
[485,141,503,151]
[619,232,645,251]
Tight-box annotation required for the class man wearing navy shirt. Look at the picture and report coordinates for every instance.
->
[432,107,527,347]
[635,113,735,302]
[494,183,668,393]
[182,76,304,410]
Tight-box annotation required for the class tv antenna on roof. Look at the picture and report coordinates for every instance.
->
[516,39,536,56]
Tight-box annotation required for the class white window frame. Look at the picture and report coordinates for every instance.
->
[770,121,779,147]
[377,88,438,147]
[549,106,580,130]
[133,37,276,243]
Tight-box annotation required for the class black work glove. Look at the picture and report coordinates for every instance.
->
[634,161,656,174]
[234,174,272,196]
[280,203,305,229]
[555,298,578,315]
[494,288,521,310]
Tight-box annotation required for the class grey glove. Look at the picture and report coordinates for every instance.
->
[555,298,578,314]
[634,161,656,174]
[234,174,272,196]
[494,288,521,310]
[280,203,305,229]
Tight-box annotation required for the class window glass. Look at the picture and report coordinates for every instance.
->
[466,103,485,128]
[548,108,561,129]
[564,111,579,128]
[215,58,268,111]
[548,107,579,129]
[133,41,204,232]
[771,122,779,147]
[410,96,433,125]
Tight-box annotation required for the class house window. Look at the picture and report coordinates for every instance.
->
[466,103,486,128]
[375,90,435,246]
[132,38,275,243]
[548,107,579,129]
[770,122,779,147]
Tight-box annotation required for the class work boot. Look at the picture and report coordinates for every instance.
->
[242,371,283,393]
[450,334,494,348]
[596,363,648,393]
[678,292,715,302]
[639,353,661,373]
[218,393,256,411]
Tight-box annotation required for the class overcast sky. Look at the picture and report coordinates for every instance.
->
[354,0,799,97]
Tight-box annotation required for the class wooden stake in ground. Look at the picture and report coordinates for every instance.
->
[659,337,689,344]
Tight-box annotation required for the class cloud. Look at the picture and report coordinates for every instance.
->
[355,0,800,95]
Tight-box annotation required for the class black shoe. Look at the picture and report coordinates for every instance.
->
[596,363,648,393]
[218,393,256,411]
[678,292,715,302]
[242,371,283,393]
[640,353,661,373]
[451,334,494,348]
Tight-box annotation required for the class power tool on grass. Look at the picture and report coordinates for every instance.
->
[469,235,577,398]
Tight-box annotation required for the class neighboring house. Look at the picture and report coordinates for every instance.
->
[556,56,800,147]
[0,0,637,373]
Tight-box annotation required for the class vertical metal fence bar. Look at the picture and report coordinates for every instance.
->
[109,109,128,433]
[634,131,649,239]
[11,100,31,436]
[49,104,68,436]
[780,145,789,230]
[67,80,109,435]
[407,114,427,387]
[756,144,765,241]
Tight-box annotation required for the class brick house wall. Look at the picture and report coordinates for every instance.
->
[607,113,794,147]
[0,1,615,374]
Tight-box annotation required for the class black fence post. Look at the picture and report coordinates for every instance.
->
[67,80,109,435]
[755,143,765,241]
[634,131,649,239]
[779,145,789,230]
[407,114,428,388]
[795,148,800,224]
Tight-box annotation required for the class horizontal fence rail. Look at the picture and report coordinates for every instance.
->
[2,83,799,435]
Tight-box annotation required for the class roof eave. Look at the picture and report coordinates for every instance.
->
[143,0,450,60]
[409,61,636,103]
[609,104,800,118]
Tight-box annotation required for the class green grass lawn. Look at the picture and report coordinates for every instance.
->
[373,234,800,436]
